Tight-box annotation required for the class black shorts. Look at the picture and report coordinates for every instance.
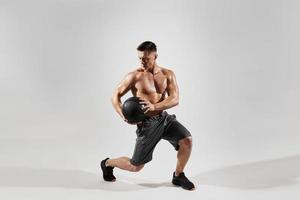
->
[130,111,192,166]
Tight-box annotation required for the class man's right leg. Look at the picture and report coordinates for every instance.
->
[106,157,145,172]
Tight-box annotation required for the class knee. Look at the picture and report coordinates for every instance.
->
[129,163,145,172]
[179,136,193,149]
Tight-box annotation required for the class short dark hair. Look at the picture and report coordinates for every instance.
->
[137,41,157,52]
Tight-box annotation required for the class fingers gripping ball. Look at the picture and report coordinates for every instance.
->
[122,96,146,123]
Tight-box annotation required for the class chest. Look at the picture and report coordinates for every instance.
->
[135,73,167,94]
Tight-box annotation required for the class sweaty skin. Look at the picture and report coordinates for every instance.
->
[111,51,179,124]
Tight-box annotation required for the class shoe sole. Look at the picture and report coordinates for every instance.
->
[172,179,195,191]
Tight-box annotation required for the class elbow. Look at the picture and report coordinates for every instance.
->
[174,101,179,106]
[173,97,179,106]
[110,93,115,102]
[110,96,114,104]
[110,92,117,104]
[111,90,121,104]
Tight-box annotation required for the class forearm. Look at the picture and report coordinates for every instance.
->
[154,96,179,111]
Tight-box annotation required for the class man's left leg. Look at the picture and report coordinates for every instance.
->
[175,136,193,176]
[159,112,195,190]
[172,136,195,190]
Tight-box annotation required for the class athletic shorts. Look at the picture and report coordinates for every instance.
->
[130,111,192,166]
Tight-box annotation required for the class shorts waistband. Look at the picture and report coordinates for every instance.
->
[144,111,167,121]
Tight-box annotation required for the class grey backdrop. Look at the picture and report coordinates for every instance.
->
[0,0,300,197]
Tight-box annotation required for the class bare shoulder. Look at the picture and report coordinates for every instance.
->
[123,71,135,80]
[159,66,176,79]
[124,67,142,78]
[135,66,144,73]
[119,70,137,86]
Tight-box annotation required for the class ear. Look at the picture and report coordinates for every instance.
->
[155,53,158,59]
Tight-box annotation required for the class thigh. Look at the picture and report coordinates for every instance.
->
[130,117,165,165]
[130,135,156,166]
[162,119,192,151]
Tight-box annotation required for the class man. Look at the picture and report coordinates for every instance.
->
[101,41,195,191]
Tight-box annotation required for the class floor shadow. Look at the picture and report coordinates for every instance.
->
[0,167,153,191]
[1,155,299,191]
[192,155,300,190]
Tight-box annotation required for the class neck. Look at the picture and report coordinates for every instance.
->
[145,63,158,74]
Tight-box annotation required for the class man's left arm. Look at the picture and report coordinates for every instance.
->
[141,70,179,113]
[155,70,179,111]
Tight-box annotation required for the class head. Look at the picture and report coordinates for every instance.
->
[137,41,158,69]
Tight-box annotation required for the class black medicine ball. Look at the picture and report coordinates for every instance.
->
[122,96,146,123]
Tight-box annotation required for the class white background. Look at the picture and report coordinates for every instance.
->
[0,0,299,199]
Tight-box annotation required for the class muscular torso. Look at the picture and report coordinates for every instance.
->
[131,66,169,117]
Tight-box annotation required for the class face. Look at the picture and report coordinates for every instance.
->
[137,51,157,69]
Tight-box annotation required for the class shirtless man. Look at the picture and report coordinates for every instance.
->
[101,41,195,190]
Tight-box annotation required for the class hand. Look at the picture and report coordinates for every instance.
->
[139,99,156,114]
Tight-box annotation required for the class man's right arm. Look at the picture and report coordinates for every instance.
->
[111,71,135,121]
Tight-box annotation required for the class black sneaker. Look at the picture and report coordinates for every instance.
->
[172,172,195,190]
[100,157,116,182]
